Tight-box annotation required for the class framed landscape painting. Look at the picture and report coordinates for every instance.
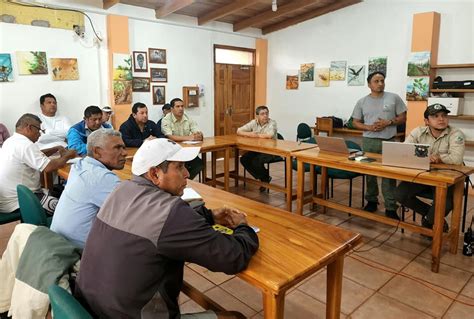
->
[17,51,48,75]
[50,58,79,80]
[150,68,167,82]
[0,53,14,82]
[132,77,151,92]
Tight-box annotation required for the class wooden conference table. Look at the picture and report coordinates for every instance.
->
[58,162,362,319]
[293,148,474,273]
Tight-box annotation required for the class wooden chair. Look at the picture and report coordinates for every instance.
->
[315,117,333,136]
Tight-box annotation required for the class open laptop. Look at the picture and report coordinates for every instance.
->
[382,141,430,170]
[315,136,360,154]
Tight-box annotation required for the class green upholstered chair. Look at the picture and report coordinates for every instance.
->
[296,123,312,142]
[16,185,52,227]
[48,285,93,319]
[0,209,21,225]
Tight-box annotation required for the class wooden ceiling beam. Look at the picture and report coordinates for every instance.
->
[262,0,362,35]
[103,0,120,10]
[234,0,322,32]
[155,0,196,19]
[198,0,260,26]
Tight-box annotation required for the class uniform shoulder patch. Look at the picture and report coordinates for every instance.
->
[455,135,464,144]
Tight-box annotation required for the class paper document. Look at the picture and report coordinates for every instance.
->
[182,141,201,145]
[181,187,203,202]
[66,157,81,164]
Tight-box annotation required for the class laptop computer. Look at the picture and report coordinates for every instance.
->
[382,141,430,170]
[315,136,360,154]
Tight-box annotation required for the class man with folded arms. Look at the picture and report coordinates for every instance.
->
[36,93,72,150]
[119,102,164,147]
[76,139,258,318]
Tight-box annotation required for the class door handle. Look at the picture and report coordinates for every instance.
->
[228,106,233,116]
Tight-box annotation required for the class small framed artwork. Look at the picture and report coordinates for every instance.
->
[132,77,151,92]
[150,68,167,82]
[149,48,166,64]
[133,51,148,72]
[152,85,166,105]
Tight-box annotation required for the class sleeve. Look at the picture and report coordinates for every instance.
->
[67,127,87,155]
[351,100,363,120]
[155,119,165,138]
[267,120,277,137]
[158,201,259,274]
[90,173,121,207]
[237,120,253,132]
[22,143,50,172]
[394,94,407,115]
[440,130,465,165]
[161,115,173,136]
[405,128,419,144]
[189,118,199,134]
[49,116,72,139]
[119,122,144,147]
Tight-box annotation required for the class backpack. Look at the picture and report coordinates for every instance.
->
[323,116,343,128]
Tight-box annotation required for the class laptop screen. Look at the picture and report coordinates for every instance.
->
[382,141,430,170]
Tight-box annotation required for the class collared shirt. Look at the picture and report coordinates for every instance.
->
[50,157,120,248]
[238,119,278,139]
[352,92,407,139]
[406,125,465,165]
[36,113,71,149]
[161,113,199,137]
[0,133,50,212]
[0,123,10,147]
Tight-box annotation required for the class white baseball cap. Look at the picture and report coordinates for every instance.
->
[101,106,113,113]
[132,139,200,176]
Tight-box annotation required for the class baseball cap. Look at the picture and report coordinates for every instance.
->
[132,138,200,176]
[101,106,113,113]
[423,103,450,118]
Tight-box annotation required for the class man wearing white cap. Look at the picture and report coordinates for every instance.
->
[101,106,113,127]
[76,138,258,319]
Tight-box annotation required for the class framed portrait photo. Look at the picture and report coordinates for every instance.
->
[148,48,166,64]
[152,85,166,105]
[132,77,151,92]
[150,68,167,82]
[132,51,148,72]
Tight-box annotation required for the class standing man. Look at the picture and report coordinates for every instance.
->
[237,105,278,192]
[351,72,407,219]
[101,106,113,127]
[119,102,163,147]
[156,103,171,137]
[0,114,76,215]
[36,93,72,150]
[161,98,203,179]
[67,106,109,156]
[51,129,127,248]
[394,104,465,231]
[75,139,258,318]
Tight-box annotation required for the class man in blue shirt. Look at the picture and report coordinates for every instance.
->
[51,129,127,248]
[67,106,112,156]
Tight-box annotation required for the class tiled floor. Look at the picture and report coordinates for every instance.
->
[1,161,473,318]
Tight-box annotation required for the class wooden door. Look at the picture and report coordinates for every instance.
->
[214,63,255,136]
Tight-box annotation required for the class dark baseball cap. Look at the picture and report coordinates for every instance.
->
[424,103,450,118]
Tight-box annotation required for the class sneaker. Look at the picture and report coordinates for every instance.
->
[259,176,272,192]
[385,209,400,220]
[363,201,378,212]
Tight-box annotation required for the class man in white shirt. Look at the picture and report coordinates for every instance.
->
[0,114,76,214]
[36,93,72,150]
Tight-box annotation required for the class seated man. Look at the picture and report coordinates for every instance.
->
[237,105,279,192]
[161,98,204,179]
[119,102,163,147]
[101,106,113,127]
[75,138,258,318]
[156,103,171,137]
[50,129,126,248]
[67,105,109,156]
[36,93,72,150]
[0,122,10,147]
[394,104,465,231]
[0,114,76,214]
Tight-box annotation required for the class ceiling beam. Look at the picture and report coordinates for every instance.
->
[103,0,120,10]
[234,0,322,32]
[262,0,362,35]
[198,0,260,26]
[155,0,196,19]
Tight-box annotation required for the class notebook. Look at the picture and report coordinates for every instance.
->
[382,141,430,170]
[315,136,359,154]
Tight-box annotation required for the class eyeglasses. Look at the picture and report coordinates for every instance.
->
[29,124,45,134]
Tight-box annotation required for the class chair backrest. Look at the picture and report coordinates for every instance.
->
[315,117,333,136]
[16,184,48,226]
[277,132,284,140]
[48,285,93,319]
[296,123,312,141]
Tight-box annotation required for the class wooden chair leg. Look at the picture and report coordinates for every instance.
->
[401,206,406,234]
[462,177,469,232]
[361,175,365,207]
[348,179,353,207]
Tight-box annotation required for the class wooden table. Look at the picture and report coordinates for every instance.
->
[293,148,474,273]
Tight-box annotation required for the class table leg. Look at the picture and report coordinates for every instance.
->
[263,291,284,319]
[321,167,328,214]
[296,159,305,215]
[234,148,239,188]
[286,155,293,212]
[211,152,216,186]
[202,153,207,183]
[449,181,464,254]
[310,164,316,210]
[224,147,230,191]
[431,186,447,273]
[326,256,344,319]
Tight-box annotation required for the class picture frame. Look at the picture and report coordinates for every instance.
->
[132,51,148,72]
[150,68,167,82]
[132,77,151,92]
[148,48,166,64]
[152,85,166,105]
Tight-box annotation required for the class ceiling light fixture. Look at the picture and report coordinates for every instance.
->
[272,0,277,12]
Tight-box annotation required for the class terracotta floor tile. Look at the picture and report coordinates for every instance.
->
[343,255,395,290]
[284,289,343,319]
[459,275,474,299]
[204,287,257,318]
[178,292,190,305]
[353,240,417,271]
[250,311,264,318]
[402,256,471,293]
[419,243,474,273]
[187,264,234,285]
[443,294,474,319]
[219,277,263,312]
[339,216,392,239]
[183,266,215,293]
[180,299,206,314]
[379,275,456,317]
[297,270,374,315]
[373,229,431,255]
[350,292,434,319]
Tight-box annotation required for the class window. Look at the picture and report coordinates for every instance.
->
[215,48,254,65]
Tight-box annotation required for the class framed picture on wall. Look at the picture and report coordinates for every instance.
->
[132,51,148,72]
[150,68,167,82]
[148,48,166,64]
[132,77,150,92]
[152,85,166,105]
